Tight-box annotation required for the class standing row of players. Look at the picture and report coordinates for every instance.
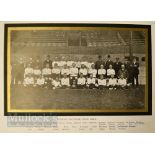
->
[12,55,140,88]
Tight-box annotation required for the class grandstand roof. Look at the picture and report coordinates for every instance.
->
[11,30,145,47]
[11,30,146,55]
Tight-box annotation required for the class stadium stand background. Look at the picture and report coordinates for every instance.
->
[10,30,146,84]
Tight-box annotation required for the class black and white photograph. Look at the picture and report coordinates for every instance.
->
[4,23,152,115]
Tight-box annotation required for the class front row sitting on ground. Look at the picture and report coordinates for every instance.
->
[23,72,129,90]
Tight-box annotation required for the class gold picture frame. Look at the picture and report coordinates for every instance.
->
[4,23,152,115]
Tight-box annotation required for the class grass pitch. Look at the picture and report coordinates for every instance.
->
[10,85,145,110]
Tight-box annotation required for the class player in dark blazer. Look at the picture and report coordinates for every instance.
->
[95,55,105,69]
[114,57,121,78]
[105,55,113,69]
[43,55,52,69]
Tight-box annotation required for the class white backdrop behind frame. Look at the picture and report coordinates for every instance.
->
[0,21,154,132]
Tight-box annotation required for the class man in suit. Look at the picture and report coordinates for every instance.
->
[95,55,105,70]
[105,55,113,69]
[130,57,139,87]
[43,55,52,69]
[114,57,121,78]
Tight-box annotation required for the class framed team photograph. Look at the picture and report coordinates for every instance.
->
[4,23,152,116]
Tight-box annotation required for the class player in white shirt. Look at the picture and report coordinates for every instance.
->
[107,64,115,78]
[42,64,52,88]
[35,75,45,88]
[52,63,61,79]
[75,57,81,69]
[87,62,94,69]
[118,74,127,89]
[67,60,74,67]
[79,64,88,77]
[42,64,52,78]
[59,56,67,68]
[70,63,79,78]
[70,63,79,86]
[77,73,86,89]
[23,74,34,87]
[33,65,42,82]
[52,77,61,89]
[59,61,67,68]
[88,64,97,78]
[61,64,70,77]
[24,63,34,77]
[97,75,107,90]
[98,64,106,77]
[61,73,70,88]
[108,74,117,90]
[87,74,96,89]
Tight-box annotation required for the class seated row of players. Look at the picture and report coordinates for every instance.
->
[24,73,128,90]
[24,62,124,79]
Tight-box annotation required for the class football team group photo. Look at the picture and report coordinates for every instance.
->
[13,55,139,90]
[6,25,148,113]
